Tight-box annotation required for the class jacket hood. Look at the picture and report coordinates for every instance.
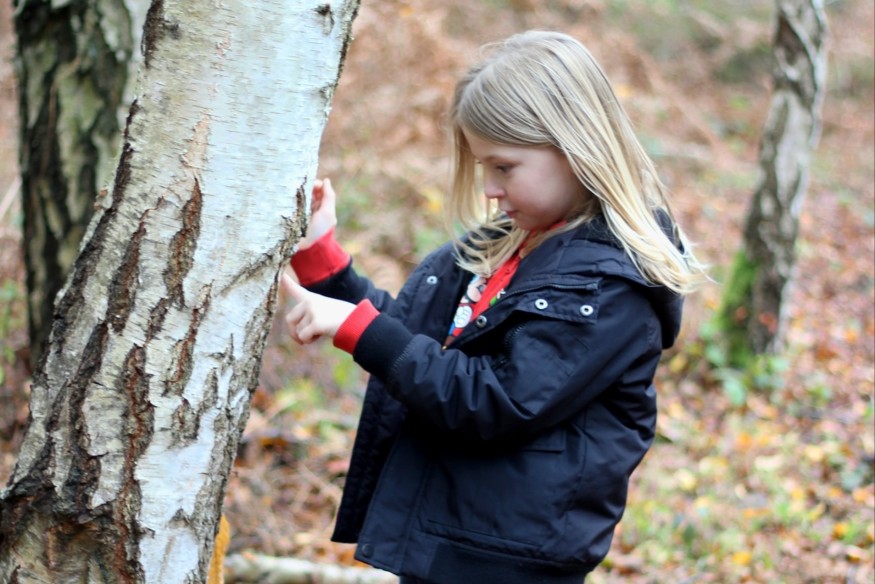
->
[641,276,684,350]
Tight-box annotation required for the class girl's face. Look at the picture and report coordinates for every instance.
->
[464,130,587,231]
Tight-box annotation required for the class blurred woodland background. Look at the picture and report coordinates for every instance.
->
[0,0,873,582]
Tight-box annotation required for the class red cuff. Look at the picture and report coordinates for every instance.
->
[333,300,380,354]
[290,228,351,286]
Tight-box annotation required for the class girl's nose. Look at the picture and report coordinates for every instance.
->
[483,174,504,199]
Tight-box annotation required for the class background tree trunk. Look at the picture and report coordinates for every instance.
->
[718,0,828,364]
[0,1,359,582]
[14,0,148,367]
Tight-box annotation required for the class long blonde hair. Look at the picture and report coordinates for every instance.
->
[448,30,705,294]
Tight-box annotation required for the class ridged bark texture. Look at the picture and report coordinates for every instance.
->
[0,1,359,582]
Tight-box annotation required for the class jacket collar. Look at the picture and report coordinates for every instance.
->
[512,215,684,350]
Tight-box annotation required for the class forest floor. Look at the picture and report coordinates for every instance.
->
[1,1,873,583]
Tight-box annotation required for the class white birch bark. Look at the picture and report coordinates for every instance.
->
[0,1,359,582]
[721,0,827,359]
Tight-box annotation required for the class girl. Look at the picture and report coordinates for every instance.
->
[283,30,704,584]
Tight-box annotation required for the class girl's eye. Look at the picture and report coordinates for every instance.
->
[473,159,513,173]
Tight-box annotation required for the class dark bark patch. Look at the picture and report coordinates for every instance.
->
[335,1,361,80]
[164,290,210,397]
[316,4,335,33]
[164,178,203,306]
[59,322,108,513]
[107,222,145,333]
[164,331,195,398]
[96,346,151,581]
[170,398,198,445]
[119,346,154,462]
[147,298,169,341]
[112,118,137,201]
[294,183,307,241]
[170,369,218,449]
[141,0,182,69]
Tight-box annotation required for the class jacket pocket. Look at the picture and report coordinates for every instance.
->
[507,277,601,325]
[520,428,566,452]
[421,427,579,548]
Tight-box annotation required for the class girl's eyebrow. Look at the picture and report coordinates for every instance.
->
[480,154,514,163]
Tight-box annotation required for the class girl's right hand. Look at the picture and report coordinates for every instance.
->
[282,274,355,344]
[298,178,338,250]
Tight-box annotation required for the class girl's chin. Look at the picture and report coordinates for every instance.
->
[506,213,530,227]
[511,217,549,231]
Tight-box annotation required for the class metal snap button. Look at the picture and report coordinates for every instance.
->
[475,315,488,327]
[580,304,594,316]
[534,298,548,310]
[426,275,439,285]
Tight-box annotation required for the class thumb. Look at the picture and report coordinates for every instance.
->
[281,273,307,302]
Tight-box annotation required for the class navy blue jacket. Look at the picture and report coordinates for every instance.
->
[307,216,683,583]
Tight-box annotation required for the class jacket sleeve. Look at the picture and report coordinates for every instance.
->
[292,231,398,313]
[350,275,663,443]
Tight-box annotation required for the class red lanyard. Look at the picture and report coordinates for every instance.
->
[470,252,521,321]
[444,222,565,348]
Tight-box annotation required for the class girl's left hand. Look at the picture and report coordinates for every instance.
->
[282,274,355,344]
[297,178,338,250]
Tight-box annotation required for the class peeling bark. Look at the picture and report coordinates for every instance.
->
[1,1,360,582]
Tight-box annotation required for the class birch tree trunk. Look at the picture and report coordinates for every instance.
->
[14,0,149,366]
[718,0,828,363]
[0,1,359,582]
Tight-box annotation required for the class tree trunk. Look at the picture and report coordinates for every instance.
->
[0,1,359,582]
[14,0,149,367]
[718,0,828,364]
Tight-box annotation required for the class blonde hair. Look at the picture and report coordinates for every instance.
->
[448,30,706,295]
